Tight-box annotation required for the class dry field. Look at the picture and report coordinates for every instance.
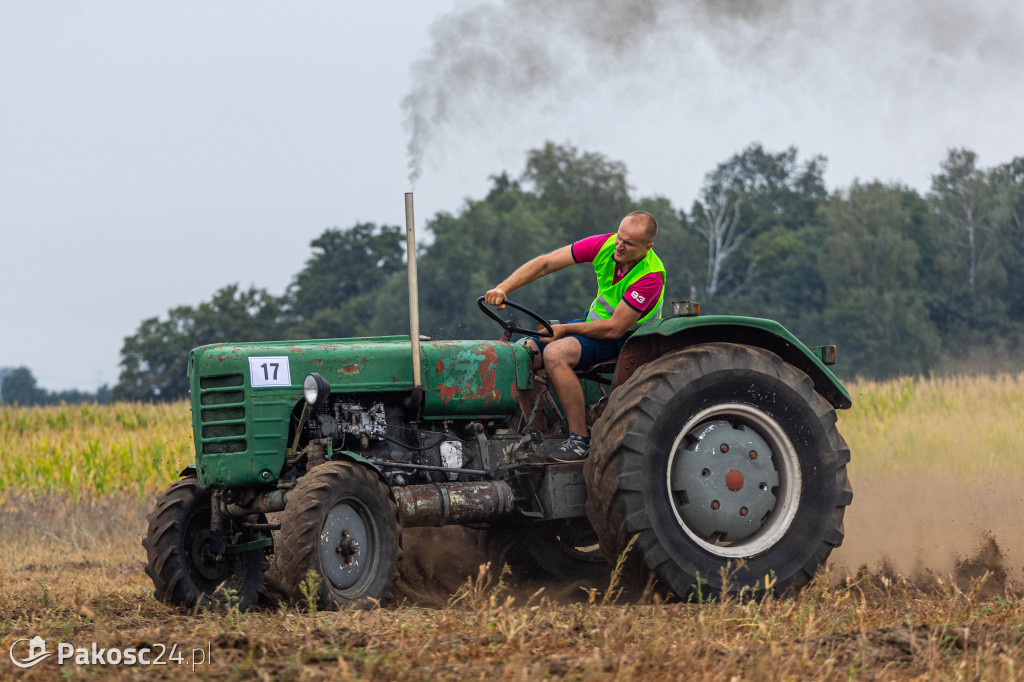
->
[2,374,1024,680]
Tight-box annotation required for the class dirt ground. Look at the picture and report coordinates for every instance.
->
[2,476,1023,679]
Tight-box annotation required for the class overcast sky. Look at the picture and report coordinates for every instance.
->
[3,1,1022,392]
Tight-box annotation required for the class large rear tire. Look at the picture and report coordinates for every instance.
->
[277,461,401,609]
[584,343,852,599]
[144,477,268,610]
[486,519,609,586]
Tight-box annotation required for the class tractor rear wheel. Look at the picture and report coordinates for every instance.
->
[277,461,402,609]
[584,343,852,599]
[144,477,268,610]
[487,519,609,586]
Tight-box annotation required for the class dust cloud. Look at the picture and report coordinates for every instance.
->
[393,526,492,606]
[403,0,1024,184]
[830,476,1024,593]
[391,475,1024,604]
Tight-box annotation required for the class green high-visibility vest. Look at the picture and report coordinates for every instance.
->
[585,234,666,330]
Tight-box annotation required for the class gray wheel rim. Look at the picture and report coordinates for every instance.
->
[666,402,801,558]
[319,497,377,592]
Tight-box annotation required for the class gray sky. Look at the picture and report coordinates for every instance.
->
[3,1,1022,392]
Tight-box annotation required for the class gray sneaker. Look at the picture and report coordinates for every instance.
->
[551,432,590,462]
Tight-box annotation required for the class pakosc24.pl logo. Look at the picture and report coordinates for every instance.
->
[9,636,211,670]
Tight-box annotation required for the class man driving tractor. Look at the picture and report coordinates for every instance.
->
[484,210,666,461]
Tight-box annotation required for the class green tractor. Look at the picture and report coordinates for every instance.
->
[144,195,850,610]
[144,295,852,610]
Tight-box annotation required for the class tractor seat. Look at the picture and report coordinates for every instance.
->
[574,358,618,385]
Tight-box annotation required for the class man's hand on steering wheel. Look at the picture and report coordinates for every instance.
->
[484,287,508,309]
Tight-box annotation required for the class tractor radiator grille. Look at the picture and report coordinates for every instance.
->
[197,374,247,455]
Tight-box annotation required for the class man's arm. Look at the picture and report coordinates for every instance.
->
[549,299,643,341]
[484,245,576,306]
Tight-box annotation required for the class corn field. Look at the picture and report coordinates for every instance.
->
[4,373,1024,499]
[0,401,193,499]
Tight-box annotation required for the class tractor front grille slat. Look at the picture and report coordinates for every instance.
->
[200,374,244,389]
[202,423,246,439]
[200,390,244,406]
[197,374,247,456]
[202,407,245,422]
[202,440,247,454]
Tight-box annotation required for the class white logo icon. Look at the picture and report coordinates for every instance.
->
[10,635,52,668]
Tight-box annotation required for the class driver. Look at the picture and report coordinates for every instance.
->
[484,211,666,461]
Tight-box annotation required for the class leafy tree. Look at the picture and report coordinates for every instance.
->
[520,141,633,242]
[287,223,406,335]
[418,177,552,338]
[819,182,940,377]
[115,285,286,401]
[1,367,47,405]
[924,150,1024,355]
[740,222,828,341]
[689,144,828,305]
[929,149,1006,293]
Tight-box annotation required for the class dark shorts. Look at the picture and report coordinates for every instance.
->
[528,318,632,370]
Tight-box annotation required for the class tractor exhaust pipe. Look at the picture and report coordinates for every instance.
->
[393,480,515,527]
[220,479,515,527]
[405,193,421,390]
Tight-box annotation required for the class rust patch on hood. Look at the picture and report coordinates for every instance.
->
[433,344,502,406]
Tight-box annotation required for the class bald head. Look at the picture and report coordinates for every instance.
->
[613,211,658,266]
[624,211,658,243]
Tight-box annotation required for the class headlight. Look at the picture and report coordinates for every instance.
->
[303,373,330,406]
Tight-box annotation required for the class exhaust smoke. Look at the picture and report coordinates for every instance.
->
[402,0,1024,185]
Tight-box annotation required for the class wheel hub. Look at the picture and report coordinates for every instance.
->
[336,531,361,565]
[320,500,374,591]
[666,403,801,558]
[189,528,226,581]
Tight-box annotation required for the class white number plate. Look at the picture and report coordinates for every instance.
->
[249,356,291,387]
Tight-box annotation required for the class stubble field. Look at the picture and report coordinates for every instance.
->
[2,374,1024,679]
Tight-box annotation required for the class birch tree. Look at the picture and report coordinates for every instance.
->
[693,195,744,298]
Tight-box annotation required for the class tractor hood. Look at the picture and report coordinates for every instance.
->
[188,335,534,419]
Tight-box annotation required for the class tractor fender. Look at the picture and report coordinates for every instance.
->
[329,446,387,482]
[615,315,852,410]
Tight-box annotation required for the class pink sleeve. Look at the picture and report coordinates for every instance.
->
[571,233,614,263]
[623,272,665,315]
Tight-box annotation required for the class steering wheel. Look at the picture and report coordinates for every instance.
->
[476,296,554,338]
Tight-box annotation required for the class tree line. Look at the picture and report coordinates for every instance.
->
[0,367,112,406]
[111,142,1024,401]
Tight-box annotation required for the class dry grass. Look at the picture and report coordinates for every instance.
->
[2,373,1024,678]
[1,494,1022,680]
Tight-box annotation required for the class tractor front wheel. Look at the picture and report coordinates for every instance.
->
[277,461,402,609]
[144,477,268,610]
